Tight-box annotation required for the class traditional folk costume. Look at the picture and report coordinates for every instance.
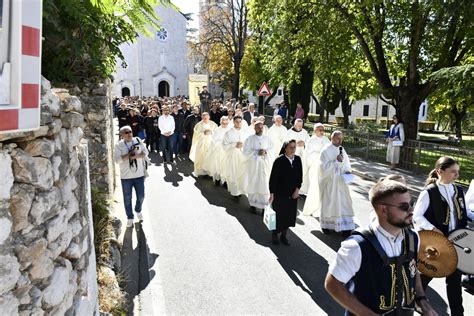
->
[329,221,419,315]
[241,134,274,208]
[386,123,404,164]
[202,125,230,182]
[222,127,250,196]
[191,120,218,175]
[319,143,356,232]
[286,127,309,157]
[267,124,288,160]
[414,182,469,316]
[302,135,330,215]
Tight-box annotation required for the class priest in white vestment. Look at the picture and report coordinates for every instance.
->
[203,116,230,183]
[319,131,356,234]
[286,119,309,157]
[191,113,218,176]
[302,123,330,215]
[257,116,268,135]
[241,121,274,211]
[222,116,250,196]
[267,115,288,160]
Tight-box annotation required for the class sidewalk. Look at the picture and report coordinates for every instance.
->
[350,156,426,197]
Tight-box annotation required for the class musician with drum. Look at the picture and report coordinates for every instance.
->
[413,156,473,316]
[326,180,437,316]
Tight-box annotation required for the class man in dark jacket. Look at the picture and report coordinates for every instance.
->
[243,103,259,125]
[144,109,160,152]
[210,103,222,126]
[171,105,185,156]
[182,106,201,153]
[117,102,129,128]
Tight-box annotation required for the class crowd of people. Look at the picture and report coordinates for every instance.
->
[113,95,473,316]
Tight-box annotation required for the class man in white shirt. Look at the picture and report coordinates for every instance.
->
[158,105,175,163]
[325,180,437,316]
[114,126,149,228]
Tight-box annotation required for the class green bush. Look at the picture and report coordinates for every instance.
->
[419,121,436,131]
[307,113,319,122]
[336,116,344,126]
[355,117,377,124]
[379,118,390,127]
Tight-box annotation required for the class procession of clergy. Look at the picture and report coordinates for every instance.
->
[189,106,356,234]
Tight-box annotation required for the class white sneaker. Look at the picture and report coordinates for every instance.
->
[127,219,133,228]
[136,212,143,221]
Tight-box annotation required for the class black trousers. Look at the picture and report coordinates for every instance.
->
[420,270,463,316]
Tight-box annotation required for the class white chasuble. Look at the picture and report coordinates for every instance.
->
[192,121,218,175]
[222,127,250,196]
[302,135,330,215]
[203,126,229,181]
[267,124,288,160]
[318,144,356,231]
[241,134,274,208]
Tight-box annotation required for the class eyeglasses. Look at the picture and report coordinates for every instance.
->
[123,131,132,134]
[381,201,415,212]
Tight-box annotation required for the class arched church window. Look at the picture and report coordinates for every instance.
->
[157,27,168,41]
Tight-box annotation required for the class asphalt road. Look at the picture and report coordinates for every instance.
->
[133,152,473,315]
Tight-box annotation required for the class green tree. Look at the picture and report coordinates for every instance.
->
[329,0,473,140]
[42,0,171,84]
[430,64,474,139]
[199,0,249,99]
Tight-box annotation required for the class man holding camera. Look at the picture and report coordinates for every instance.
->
[114,125,149,228]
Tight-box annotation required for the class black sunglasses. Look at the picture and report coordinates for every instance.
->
[123,131,132,134]
[381,200,415,212]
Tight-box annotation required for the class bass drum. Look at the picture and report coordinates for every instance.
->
[448,228,474,275]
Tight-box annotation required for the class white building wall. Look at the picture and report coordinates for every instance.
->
[113,5,189,97]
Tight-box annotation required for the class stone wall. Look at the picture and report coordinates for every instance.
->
[0,77,99,315]
[58,80,115,197]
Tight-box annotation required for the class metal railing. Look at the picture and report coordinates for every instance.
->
[320,126,474,185]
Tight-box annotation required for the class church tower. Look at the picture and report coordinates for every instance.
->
[113,4,189,98]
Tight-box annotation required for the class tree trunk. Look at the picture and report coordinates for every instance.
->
[452,106,467,140]
[289,61,313,120]
[232,59,241,99]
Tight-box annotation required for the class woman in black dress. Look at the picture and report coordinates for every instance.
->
[269,140,303,245]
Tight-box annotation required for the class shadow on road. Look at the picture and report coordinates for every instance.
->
[153,156,449,315]
[121,223,159,315]
[192,175,343,315]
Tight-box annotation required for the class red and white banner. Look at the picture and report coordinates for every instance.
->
[0,0,43,133]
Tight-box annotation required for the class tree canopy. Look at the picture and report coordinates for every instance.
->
[247,0,473,138]
[42,0,172,84]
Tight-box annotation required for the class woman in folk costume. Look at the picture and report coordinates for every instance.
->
[302,123,330,215]
[413,157,472,316]
[386,115,405,169]
[191,112,218,176]
[202,116,230,184]
[222,116,250,196]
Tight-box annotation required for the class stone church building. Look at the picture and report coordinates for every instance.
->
[113,4,189,98]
